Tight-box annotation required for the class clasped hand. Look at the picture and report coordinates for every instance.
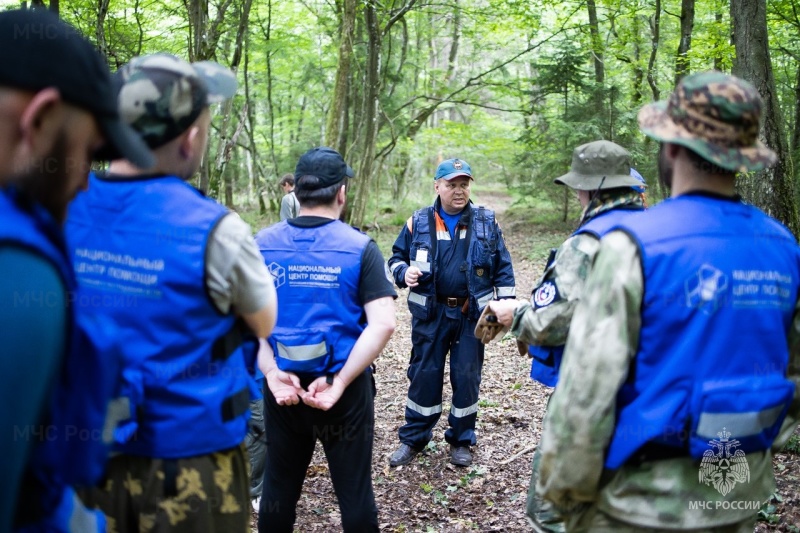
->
[265,369,345,411]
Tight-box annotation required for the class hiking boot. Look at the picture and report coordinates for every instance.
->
[389,443,420,466]
[449,445,473,467]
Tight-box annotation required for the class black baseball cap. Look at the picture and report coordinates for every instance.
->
[294,147,354,190]
[0,9,153,169]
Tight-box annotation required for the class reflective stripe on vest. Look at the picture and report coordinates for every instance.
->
[277,340,327,362]
[605,195,799,468]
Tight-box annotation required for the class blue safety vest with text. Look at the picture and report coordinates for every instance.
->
[529,207,643,387]
[604,194,799,468]
[255,219,370,376]
[66,173,258,459]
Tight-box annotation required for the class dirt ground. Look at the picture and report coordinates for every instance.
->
[252,190,800,532]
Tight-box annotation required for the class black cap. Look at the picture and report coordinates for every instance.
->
[0,9,153,169]
[294,147,355,190]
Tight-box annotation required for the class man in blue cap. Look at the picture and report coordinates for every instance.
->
[388,158,515,468]
[255,146,397,531]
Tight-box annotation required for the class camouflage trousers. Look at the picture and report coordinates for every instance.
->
[527,389,565,533]
[526,441,565,533]
[81,444,250,533]
[562,505,756,533]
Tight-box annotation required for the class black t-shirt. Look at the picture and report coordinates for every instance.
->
[287,216,397,304]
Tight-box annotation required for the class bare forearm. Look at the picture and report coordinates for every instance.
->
[337,297,396,387]
[337,322,394,387]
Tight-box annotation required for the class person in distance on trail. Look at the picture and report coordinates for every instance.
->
[66,53,277,532]
[254,146,396,532]
[387,157,516,468]
[278,173,300,220]
[484,140,647,533]
[0,8,153,532]
[539,71,800,531]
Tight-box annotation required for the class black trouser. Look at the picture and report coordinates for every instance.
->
[245,394,266,498]
[258,371,378,533]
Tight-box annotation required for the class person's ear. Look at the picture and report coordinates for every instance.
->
[18,88,63,156]
[666,142,681,161]
[337,183,347,205]
[179,125,200,160]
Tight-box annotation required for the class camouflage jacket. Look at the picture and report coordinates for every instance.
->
[511,190,643,347]
[537,230,800,528]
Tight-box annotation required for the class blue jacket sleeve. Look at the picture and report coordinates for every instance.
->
[388,219,412,288]
[491,221,516,299]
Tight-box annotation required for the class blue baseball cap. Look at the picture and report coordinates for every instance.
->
[435,158,473,181]
[630,168,647,193]
[295,147,355,190]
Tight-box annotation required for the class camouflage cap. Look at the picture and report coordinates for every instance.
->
[114,53,237,149]
[638,71,777,173]
[554,140,643,190]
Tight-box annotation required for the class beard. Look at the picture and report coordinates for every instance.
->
[658,143,673,192]
[15,130,73,223]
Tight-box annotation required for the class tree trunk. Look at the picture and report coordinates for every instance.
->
[446,0,461,121]
[647,0,661,101]
[730,0,799,235]
[674,0,694,85]
[714,11,725,71]
[350,2,381,227]
[791,62,800,155]
[586,0,604,85]
[632,12,644,105]
[212,0,253,206]
[95,0,111,64]
[325,0,356,153]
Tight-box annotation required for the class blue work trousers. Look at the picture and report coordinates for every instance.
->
[398,304,484,448]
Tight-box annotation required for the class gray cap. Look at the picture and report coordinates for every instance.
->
[554,140,643,191]
[113,53,237,150]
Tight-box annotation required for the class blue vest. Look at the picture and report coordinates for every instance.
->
[1,188,113,531]
[66,174,258,459]
[255,219,370,376]
[604,195,799,468]
[529,207,643,387]
[406,203,498,321]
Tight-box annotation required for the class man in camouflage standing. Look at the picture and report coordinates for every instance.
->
[486,140,646,532]
[537,71,800,531]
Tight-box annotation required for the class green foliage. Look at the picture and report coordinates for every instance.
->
[32,0,800,224]
[784,432,800,455]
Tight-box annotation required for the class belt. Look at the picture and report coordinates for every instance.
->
[436,296,468,308]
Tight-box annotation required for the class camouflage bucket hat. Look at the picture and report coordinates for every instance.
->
[114,53,237,149]
[554,140,643,190]
[638,71,777,173]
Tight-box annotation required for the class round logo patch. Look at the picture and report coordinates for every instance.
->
[533,281,557,308]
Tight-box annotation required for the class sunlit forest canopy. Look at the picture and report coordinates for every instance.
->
[7,0,800,231]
